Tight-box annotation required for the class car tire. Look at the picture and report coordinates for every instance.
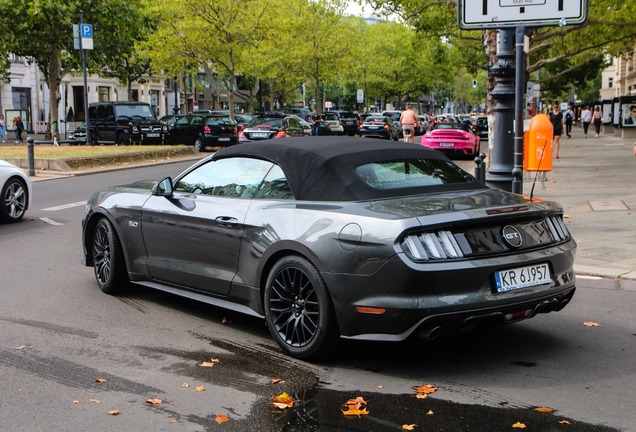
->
[194,137,205,152]
[0,178,28,223]
[264,255,339,360]
[116,132,128,146]
[92,217,128,295]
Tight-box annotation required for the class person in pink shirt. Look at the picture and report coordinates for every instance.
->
[399,105,418,144]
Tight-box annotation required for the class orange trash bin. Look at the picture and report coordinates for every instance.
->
[526,114,553,172]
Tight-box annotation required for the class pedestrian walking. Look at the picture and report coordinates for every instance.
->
[311,109,320,136]
[399,105,417,144]
[13,116,25,143]
[564,104,574,138]
[549,104,564,159]
[0,115,6,143]
[580,106,592,138]
[592,106,602,138]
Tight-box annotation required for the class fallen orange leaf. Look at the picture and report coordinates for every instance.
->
[73,401,80,404]
[13,346,29,350]
[427,410,434,415]
[403,425,418,430]
[200,362,216,367]
[90,399,103,403]
[412,385,439,394]
[196,386,205,392]
[378,385,383,389]
[215,413,230,424]
[512,422,526,428]
[341,405,369,416]
[94,378,107,383]
[559,420,571,424]
[108,410,120,415]
[415,393,427,399]
[345,397,367,406]
[272,378,285,384]
[170,419,178,423]
[534,407,555,413]
[182,383,190,387]
[222,317,232,323]
[272,392,297,409]
[583,322,600,327]
[146,398,162,406]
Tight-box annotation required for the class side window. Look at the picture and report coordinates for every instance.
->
[175,158,273,199]
[97,105,106,120]
[88,106,97,121]
[176,116,190,127]
[288,118,301,128]
[191,116,204,126]
[106,106,115,121]
[253,165,295,201]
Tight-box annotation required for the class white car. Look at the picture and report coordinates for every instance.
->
[321,112,344,135]
[0,160,32,223]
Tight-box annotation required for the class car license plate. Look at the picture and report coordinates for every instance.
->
[369,126,379,129]
[439,142,454,147]
[253,132,268,137]
[218,137,230,141]
[146,133,160,138]
[495,263,550,293]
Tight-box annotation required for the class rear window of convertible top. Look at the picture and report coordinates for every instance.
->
[355,159,474,189]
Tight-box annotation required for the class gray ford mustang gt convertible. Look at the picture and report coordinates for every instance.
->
[82,137,576,359]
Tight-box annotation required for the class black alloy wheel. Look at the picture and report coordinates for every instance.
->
[0,178,28,223]
[92,218,128,294]
[264,256,338,359]
[116,132,128,146]
[194,137,205,152]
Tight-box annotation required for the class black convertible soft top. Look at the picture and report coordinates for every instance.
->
[212,137,485,201]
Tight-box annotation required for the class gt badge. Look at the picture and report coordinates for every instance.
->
[502,225,522,248]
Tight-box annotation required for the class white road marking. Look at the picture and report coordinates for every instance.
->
[39,217,64,226]
[41,201,87,211]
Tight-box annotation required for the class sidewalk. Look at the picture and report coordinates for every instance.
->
[518,125,636,281]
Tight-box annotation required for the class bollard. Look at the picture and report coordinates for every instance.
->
[27,137,35,176]
[474,152,487,185]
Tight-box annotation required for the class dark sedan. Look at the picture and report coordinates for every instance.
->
[240,114,305,141]
[159,114,238,151]
[82,137,577,360]
[474,116,488,139]
[359,116,399,140]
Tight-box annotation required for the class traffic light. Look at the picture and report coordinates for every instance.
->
[441,104,444,109]
[472,79,477,88]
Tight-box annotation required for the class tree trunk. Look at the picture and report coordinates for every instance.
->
[127,81,132,101]
[46,49,62,140]
[201,63,221,110]
[268,78,275,110]
[279,88,287,108]
[180,71,187,114]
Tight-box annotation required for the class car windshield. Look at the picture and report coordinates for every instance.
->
[287,108,311,116]
[433,123,470,132]
[115,104,154,119]
[206,116,235,126]
[339,112,356,118]
[323,113,338,121]
[366,117,386,122]
[247,117,284,127]
[235,115,253,123]
[355,159,474,190]
[477,117,487,125]
[383,112,401,121]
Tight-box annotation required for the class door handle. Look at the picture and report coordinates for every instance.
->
[215,216,238,227]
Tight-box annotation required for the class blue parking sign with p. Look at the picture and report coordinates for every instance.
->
[81,24,93,38]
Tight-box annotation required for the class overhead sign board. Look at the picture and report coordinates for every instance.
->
[458,0,588,29]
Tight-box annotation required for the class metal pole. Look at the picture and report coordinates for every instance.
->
[80,11,91,146]
[512,26,526,194]
[173,76,178,113]
[27,137,35,176]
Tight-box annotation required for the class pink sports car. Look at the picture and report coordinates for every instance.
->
[420,122,480,159]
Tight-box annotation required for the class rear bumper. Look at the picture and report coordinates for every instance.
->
[322,239,577,340]
[360,129,390,138]
[203,134,238,146]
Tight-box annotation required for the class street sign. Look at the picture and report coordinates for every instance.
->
[458,0,588,29]
[325,101,333,108]
[81,24,93,38]
[82,38,94,50]
[356,89,364,103]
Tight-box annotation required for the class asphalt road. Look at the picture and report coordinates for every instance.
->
[0,162,634,431]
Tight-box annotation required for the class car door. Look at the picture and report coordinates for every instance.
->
[286,117,303,136]
[140,157,274,296]
[171,115,192,144]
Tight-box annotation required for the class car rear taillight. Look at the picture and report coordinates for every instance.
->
[234,126,237,133]
[275,130,286,138]
[204,126,211,133]
[359,124,364,129]
[402,231,464,261]
[238,130,244,137]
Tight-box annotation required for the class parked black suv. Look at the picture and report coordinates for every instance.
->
[87,102,167,145]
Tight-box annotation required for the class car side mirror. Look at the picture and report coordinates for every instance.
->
[152,177,173,197]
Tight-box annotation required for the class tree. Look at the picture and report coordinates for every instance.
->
[0,0,149,138]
